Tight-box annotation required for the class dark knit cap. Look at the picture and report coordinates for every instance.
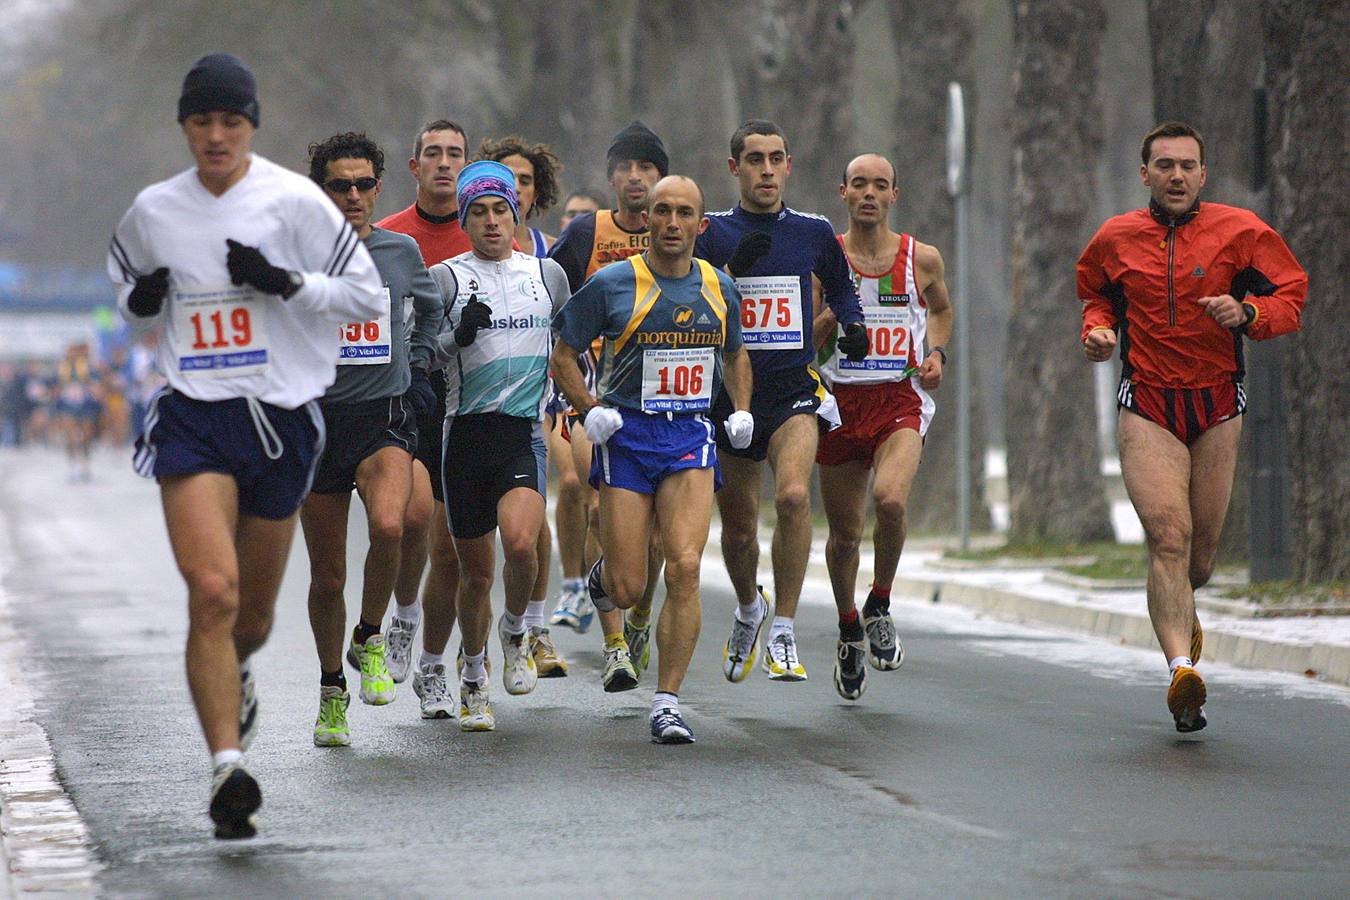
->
[177,53,259,127]
[606,120,668,177]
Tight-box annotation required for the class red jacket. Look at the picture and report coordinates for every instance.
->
[1077,201,1306,389]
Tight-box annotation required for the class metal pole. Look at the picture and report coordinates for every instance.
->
[946,83,972,550]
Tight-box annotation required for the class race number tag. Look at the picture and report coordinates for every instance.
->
[735,276,802,350]
[338,287,392,365]
[171,284,270,378]
[839,306,914,371]
[641,347,715,413]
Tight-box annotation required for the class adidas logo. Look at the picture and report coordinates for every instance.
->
[697,313,711,324]
[1191,266,1205,277]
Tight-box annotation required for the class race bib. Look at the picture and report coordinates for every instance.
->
[171,284,270,378]
[839,306,914,372]
[641,347,714,413]
[338,287,393,365]
[735,276,802,350]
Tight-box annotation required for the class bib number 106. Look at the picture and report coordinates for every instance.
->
[189,309,252,349]
[654,364,705,396]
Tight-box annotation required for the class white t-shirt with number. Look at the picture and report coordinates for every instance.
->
[108,154,384,408]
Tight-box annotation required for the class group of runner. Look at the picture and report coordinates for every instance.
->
[109,55,1306,840]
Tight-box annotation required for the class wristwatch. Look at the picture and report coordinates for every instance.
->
[930,346,947,365]
[280,270,304,300]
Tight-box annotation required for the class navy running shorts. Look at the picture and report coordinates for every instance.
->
[310,396,416,495]
[711,366,827,462]
[442,412,547,540]
[413,368,449,502]
[588,408,721,495]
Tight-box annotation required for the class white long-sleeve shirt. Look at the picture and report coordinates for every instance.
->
[107,154,384,409]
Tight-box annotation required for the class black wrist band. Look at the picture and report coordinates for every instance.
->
[930,346,947,365]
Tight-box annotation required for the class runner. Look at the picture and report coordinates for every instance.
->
[478,135,570,677]
[301,132,444,746]
[695,119,867,684]
[817,153,952,700]
[53,343,101,482]
[551,175,753,743]
[1078,121,1307,732]
[558,190,602,232]
[107,53,383,837]
[375,120,468,717]
[429,161,571,731]
[547,121,670,689]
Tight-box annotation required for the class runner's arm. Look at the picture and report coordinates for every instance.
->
[550,276,606,415]
[818,233,864,327]
[541,259,572,317]
[811,274,835,351]
[550,339,595,417]
[108,204,163,329]
[281,191,383,323]
[547,213,596,293]
[1234,224,1308,340]
[1076,226,1118,340]
[916,241,953,356]
[430,264,462,365]
[722,346,752,413]
[405,243,444,370]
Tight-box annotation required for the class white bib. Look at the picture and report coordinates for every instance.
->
[641,347,715,413]
[171,284,270,378]
[337,287,393,366]
[735,276,803,350]
[839,305,915,372]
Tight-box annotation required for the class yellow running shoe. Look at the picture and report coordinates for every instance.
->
[312,685,351,747]
[459,679,495,732]
[1168,665,1207,733]
[722,588,769,683]
[762,630,808,682]
[530,627,569,678]
[350,633,396,705]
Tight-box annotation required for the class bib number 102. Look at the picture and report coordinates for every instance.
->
[865,325,908,357]
[190,309,252,349]
[655,364,705,396]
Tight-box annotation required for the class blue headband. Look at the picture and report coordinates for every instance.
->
[457,160,520,224]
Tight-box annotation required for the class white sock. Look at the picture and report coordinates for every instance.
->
[1169,656,1194,674]
[525,600,546,630]
[393,602,421,627]
[769,616,794,640]
[501,610,526,636]
[652,691,679,714]
[735,597,766,625]
[463,650,487,683]
[419,651,443,671]
[212,748,243,769]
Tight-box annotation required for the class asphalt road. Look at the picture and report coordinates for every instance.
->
[1,449,1347,898]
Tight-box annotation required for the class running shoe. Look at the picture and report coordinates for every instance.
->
[762,631,808,681]
[459,679,495,732]
[549,585,585,631]
[624,614,652,678]
[863,607,905,671]
[312,685,351,747]
[1191,618,1204,665]
[582,558,609,628]
[350,633,397,705]
[834,638,867,700]
[722,588,769,683]
[239,664,258,752]
[602,641,639,693]
[384,615,419,684]
[650,707,695,744]
[209,761,261,840]
[499,619,538,696]
[413,664,455,719]
[530,626,569,678]
[574,593,596,634]
[1168,665,1208,733]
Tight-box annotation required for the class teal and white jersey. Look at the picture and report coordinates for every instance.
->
[431,250,570,420]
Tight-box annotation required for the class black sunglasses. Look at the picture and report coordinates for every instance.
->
[323,176,379,193]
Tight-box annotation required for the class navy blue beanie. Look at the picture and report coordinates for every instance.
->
[177,53,259,127]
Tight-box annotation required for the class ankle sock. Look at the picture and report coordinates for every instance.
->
[501,610,526,636]
[735,597,766,626]
[864,586,891,617]
[603,632,627,651]
[320,669,346,690]
[353,619,380,646]
[419,651,443,671]
[462,650,487,683]
[1169,656,1194,674]
[769,616,794,640]
[652,691,679,714]
[213,748,242,769]
[524,600,545,630]
[393,603,421,628]
[839,608,863,640]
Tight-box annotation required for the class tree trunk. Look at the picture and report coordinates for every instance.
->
[887,0,992,534]
[1262,0,1350,581]
[1004,0,1114,544]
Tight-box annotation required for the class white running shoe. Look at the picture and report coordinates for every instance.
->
[722,589,769,683]
[499,618,538,696]
[762,630,808,681]
[459,679,495,732]
[384,615,419,684]
[412,664,455,720]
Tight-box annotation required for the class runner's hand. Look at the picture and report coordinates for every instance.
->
[225,239,294,296]
[1197,293,1246,328]
[454,294,493,347]
[1083,327,1116,362]
[582,405,623,446]
[917,351,943,390]
[405,367,436,418]
[837,322,870,362]
[727,230,772,277]
[127,267,170,317]
[724,410,754,450]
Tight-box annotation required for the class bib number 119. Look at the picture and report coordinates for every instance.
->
[190,309,252,349]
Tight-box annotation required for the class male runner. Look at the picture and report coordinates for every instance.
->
[817,153,952,700]
[558,190,602,232]
[376,120,468,717]
[302,132,444,746]
[107,53,382,837]
[547,121,669,689]
[1078,121,1306,732]
[552,175,753,743]
[430,161,571,731]
[479,135,563,255]
[696,120,867,683]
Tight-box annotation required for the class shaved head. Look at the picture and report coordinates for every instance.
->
[842,153,897,188]
[649,175,705,217]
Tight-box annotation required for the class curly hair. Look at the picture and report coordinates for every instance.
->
[476,136,563,218]
[307,132,384,185]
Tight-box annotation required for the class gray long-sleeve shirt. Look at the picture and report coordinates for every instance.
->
[323,227,445,404]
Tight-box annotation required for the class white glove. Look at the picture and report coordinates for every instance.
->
[724,410,755,450]
[582,405,624,446]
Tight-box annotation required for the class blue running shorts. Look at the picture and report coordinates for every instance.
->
[589,408,721,495]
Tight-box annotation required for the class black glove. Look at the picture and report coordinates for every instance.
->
[838,321,870,362]
[727,230,772,277]
[454,294,493,347]
[127,267,170,317]
[226,238,296,297]
[405,367,436,418]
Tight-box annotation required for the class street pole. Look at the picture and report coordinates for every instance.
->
[946,82,972,551]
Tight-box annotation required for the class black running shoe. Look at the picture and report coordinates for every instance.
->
[650,707,695,744]
[834,638,867,701]
[209,763,261,840]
